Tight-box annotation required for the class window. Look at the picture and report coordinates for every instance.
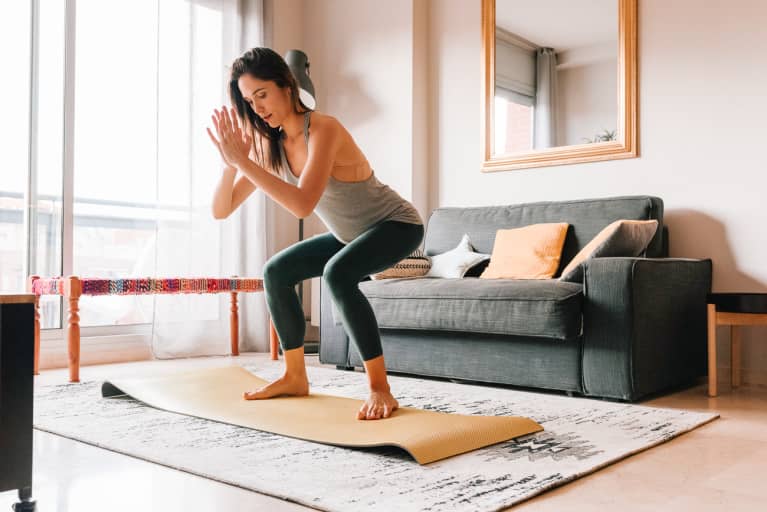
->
[493,33,537,155]
[0,1,33,295]
[1,0,64,328]
[3,0,232,338]
[72,0,160,326]
[0,0,32,292]
[494,89,534,154]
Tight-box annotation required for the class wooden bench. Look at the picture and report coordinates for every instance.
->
[28,275,279,382]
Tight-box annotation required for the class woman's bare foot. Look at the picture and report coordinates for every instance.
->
[357,389,399,420]
[243,373,309,400]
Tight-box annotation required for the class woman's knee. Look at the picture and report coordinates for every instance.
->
[263,256,292,289]
[322,260,356,295]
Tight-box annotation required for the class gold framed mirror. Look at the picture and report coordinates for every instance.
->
[481,0,637,171]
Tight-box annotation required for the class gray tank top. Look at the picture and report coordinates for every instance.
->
[277,112,423,244]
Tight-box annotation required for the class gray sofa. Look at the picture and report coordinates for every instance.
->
[319,195,712,401]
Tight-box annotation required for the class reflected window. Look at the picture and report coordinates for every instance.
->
[494,90,534,154]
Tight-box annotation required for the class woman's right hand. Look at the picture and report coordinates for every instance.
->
[207,107,250,169]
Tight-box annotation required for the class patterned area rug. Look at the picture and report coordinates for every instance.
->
[34,362,718,512]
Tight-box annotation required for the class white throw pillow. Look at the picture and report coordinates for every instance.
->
[425,234,490,278]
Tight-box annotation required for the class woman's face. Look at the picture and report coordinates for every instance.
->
[237,73,291,128]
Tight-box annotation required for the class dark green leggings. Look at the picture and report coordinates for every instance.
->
[263,220,424,361]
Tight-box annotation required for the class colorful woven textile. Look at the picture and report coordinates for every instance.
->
[31,277,66,296]
[31,277,263,296]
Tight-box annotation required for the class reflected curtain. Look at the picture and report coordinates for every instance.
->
[151,0,272,358]
[534,47,558,149]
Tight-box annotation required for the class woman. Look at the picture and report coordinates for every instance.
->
[207,48,424,421]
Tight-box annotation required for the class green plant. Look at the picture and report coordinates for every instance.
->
[583,129,617,144]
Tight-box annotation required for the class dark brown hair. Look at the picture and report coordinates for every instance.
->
[228,47,311,174]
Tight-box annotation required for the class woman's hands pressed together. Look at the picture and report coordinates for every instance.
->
[207,106,253,169]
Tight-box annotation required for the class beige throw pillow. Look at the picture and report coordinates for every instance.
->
[480,223,569,279]
[559,219,659,283]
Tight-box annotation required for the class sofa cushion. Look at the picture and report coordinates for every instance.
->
[358,277,583,340]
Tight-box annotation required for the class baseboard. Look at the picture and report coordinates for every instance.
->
[715,365,767,389]
[39,334,152,371]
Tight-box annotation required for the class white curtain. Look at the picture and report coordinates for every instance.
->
[150,0,272,358]
[534,47,558,150]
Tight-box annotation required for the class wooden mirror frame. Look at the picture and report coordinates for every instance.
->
[481,0,637,172]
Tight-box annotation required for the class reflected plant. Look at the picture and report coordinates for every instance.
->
[583,129,617,144]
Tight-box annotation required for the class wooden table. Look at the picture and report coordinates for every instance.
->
[28,276,280,382]
[0,294,37,511]
[707,293,767,397]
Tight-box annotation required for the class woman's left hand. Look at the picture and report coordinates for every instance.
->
[207,106,252,168]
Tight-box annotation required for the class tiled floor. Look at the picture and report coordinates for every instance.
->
[1,354,765,511]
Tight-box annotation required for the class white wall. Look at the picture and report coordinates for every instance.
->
[430,0,767,385]
[301,0,424,211]
[556,55,617,146]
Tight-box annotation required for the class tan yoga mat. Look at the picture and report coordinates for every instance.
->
[101,366,543,464]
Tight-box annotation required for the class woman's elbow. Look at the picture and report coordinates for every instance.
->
[294,202,316,219]
[292,199,315,219]
[212,206,230,220]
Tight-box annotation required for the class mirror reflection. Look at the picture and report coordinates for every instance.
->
[493,0,618,156]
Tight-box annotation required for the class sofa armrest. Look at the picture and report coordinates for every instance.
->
[581,257,712,400]
[319,277,351,366]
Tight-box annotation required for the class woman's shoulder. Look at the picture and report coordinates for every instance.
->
[307,110,342,131]
[304,111,345,151]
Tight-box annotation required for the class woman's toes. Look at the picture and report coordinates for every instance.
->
[243,389,261,400]
[242,375,309,401]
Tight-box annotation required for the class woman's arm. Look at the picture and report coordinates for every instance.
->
[223,109,341,219]
[211,135,262,219]
[211,165,237,219]
[211,166,258,219]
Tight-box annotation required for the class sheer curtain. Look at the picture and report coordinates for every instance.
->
[151,0,271,358]
[533,47,558,150]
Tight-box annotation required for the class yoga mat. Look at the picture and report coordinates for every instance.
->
[101,366,543,464]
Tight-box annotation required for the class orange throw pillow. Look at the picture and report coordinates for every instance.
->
[480,223,569,279]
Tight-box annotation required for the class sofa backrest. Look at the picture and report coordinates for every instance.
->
[424,196,666,274]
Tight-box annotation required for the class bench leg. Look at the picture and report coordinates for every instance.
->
[269,319,279,360]
[66,277,81,383]
[731,325,741,388]
[707,304,717,397]
[230,292,239,356]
